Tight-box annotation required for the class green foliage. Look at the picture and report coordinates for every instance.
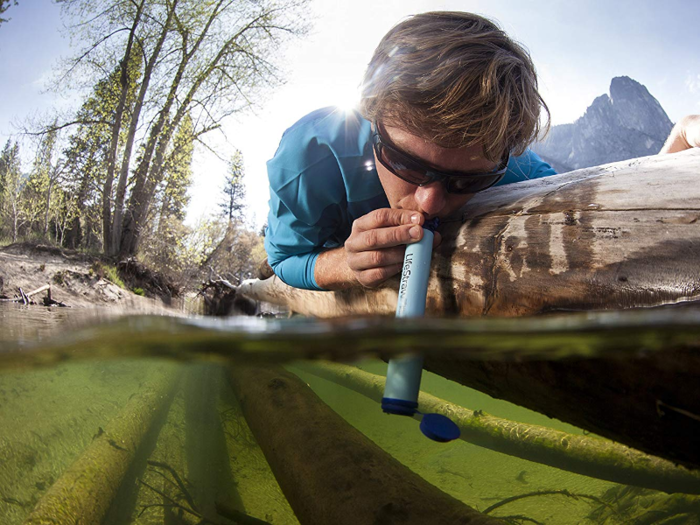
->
[89,261,126,289]
[132,287,145,296]
[159,113,194,222]
[23,125,61,239]
[59,56,143,250]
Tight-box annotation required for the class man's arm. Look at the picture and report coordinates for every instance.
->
[660,115,700,154]
[314,209,440,290]
[313,247,357,290]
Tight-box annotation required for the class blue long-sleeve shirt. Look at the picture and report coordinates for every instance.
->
[265,107,556,291]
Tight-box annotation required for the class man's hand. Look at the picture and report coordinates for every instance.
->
[660,115,700,154]
[314,208,441,290]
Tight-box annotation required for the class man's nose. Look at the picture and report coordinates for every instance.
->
[414,181,448,216]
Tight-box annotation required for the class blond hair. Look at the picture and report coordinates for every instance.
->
[360,12,549,161]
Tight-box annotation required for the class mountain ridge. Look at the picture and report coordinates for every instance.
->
[533,76,673,172]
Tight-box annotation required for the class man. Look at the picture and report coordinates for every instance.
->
[264,11,698,292]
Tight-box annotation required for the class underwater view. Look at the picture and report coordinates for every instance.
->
[1,303,700,525]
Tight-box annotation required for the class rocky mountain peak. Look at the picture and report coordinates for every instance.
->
[533,77,673,172]
[609,76,672,138]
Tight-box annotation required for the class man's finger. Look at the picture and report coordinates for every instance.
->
[352,208,423,233]
[357,263,403,288]
[346,224,422,252]
[347,246,406,272]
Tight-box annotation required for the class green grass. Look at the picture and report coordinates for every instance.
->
[103,265,126,289]
[90,262,126,289]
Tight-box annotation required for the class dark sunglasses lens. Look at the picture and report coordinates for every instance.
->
[379,145,431,185]
[447,174,503,194]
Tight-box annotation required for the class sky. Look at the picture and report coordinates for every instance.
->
[1,0,699,231]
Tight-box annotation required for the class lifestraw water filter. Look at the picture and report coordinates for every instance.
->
[381,219,460,442]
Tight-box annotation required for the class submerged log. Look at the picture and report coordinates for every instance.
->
[297,362,700,494]
[23,367,179,525]
[422,346,700,471]
[240,150,700,317]
[227,365,503,525]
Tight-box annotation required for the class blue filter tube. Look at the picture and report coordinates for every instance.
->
[381,219,460,442]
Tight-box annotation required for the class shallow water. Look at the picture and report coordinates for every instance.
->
[1,303,699,524]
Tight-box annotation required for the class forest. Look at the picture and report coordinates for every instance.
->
[0,0,308,292]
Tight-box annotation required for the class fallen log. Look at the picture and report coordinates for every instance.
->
[240,150,700,317]
[23,366,179,525]
[237,150,700,470]
[227,364,503,525]
[296,361,700,494]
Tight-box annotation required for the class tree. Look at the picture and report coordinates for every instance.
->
[220,150,246,224]
[54,0,308,257]
[0,0,17,26]
[59,63,137,249]
[0,139,11,211]
[0,140,25,242]
[26,125,61,238]
[114,0,309,257]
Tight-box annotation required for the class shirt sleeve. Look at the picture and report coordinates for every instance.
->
[497,149,557,186]
[264,121,347,291]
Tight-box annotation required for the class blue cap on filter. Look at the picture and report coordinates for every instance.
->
[419,413,461,443]
[381,397,419,416]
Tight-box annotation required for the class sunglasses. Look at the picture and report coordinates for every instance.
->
[372,122,509,194]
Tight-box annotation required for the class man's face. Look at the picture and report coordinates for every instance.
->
[374,123,499,220]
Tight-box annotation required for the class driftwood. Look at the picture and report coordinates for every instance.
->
[0,284,69,307]
[227,364,503,525]
[297,362,700,494]
[25,284,51,298]
[239,150,700,317]
[23,368,179,525]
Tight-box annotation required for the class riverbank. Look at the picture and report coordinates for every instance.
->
[0,242,179,312]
